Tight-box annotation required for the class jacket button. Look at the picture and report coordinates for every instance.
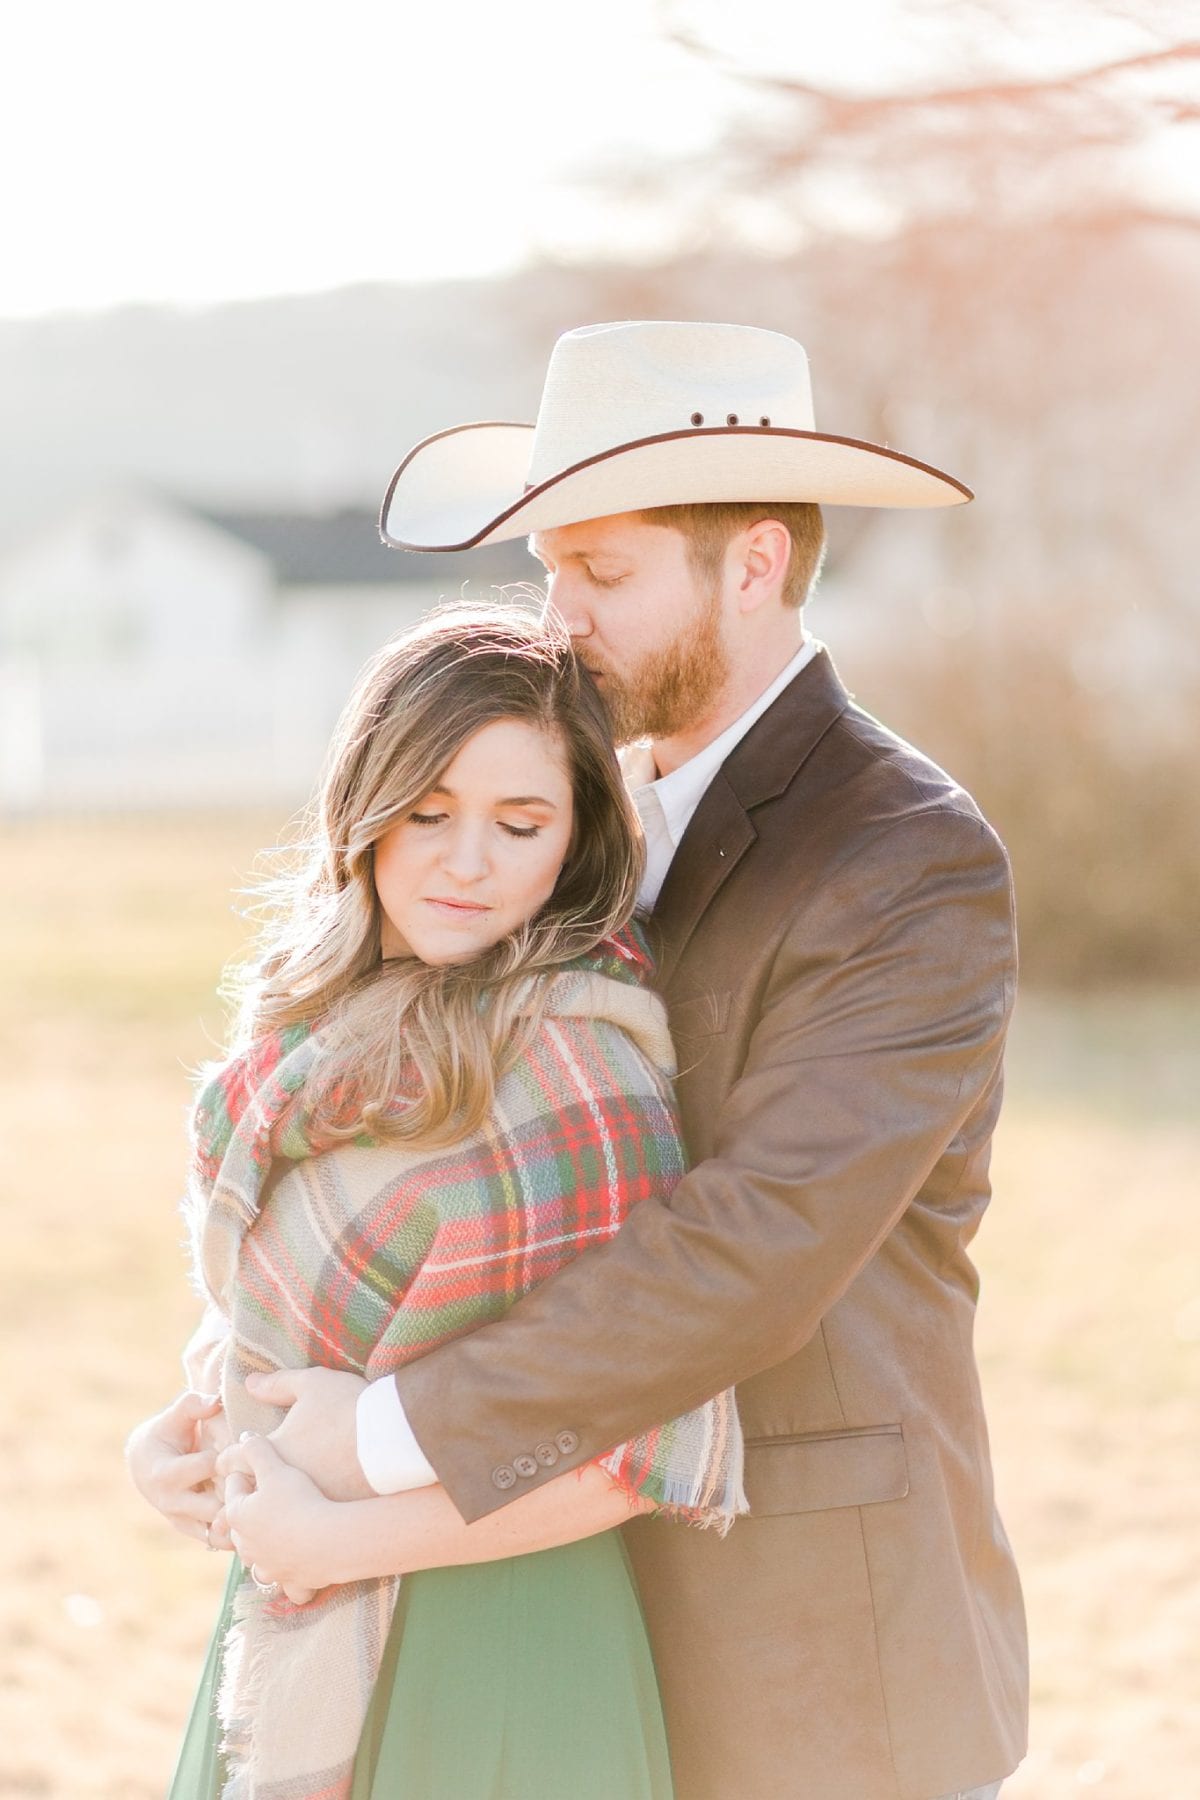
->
[534,1442,559,1467]
[491,1464,517,1490]
[513,1454,538,1478]
[554,1429,580,1456]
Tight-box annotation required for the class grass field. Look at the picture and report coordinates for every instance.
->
[1,815,1196,1799]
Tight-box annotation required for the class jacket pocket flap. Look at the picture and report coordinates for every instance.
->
[744,1426,909,1517]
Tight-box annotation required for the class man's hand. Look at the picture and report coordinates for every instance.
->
[246,1367,373,1501]
[219,1434,345,1603]
[126,1390,232,1547]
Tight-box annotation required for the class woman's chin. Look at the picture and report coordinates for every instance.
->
[408,931,506,968]
[381,926,499,966]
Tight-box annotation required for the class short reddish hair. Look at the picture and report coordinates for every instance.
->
[638,502,826,610]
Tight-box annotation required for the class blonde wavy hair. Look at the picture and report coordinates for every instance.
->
[230,602,643,1147]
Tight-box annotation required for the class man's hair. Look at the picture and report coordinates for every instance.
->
[638,502,826,610]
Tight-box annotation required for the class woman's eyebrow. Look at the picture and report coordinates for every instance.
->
[429,785,557,808]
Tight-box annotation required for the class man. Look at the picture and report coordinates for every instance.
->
[156,322,1029,1798]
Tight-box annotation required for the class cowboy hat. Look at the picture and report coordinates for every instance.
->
[379,320,971,552]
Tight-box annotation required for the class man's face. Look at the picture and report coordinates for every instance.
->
[530,513,730,746]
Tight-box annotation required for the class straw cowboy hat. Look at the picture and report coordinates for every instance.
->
[379,319,971,552]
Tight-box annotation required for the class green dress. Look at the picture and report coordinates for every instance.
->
[168,1534,674,1800]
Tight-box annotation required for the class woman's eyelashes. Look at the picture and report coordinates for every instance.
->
[406,811,540,840]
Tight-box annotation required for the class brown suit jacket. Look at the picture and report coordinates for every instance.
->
[393,649,1029,1800]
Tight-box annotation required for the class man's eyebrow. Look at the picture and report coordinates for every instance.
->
[429,786,557,808]
[529,539,624,563]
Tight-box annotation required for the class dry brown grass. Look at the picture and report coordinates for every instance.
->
[1,816,1196,1798]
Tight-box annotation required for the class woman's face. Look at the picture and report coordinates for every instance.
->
[373,717,575,966]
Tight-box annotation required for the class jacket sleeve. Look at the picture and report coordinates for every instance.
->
[391,806,1017,1522]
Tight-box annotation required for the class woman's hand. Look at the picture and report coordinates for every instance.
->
[126,1390,231,1548]
[218,1434,349,1604]
[244,1366,372,1501]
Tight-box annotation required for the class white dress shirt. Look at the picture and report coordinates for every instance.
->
[355,632,821,1494]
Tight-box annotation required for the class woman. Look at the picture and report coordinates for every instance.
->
[128,602,744,1800]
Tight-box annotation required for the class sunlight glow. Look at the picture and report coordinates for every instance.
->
[3,0,1195,318]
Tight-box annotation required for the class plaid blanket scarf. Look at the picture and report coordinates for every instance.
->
[187,927,746,1800]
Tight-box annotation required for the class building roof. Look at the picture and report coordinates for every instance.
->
[200,507,538,587]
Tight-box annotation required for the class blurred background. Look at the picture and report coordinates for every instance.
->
[1,2,1197,1794]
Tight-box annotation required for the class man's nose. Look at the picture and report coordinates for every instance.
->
[544,574,592,640]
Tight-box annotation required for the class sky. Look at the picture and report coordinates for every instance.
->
[2,0,1196,319]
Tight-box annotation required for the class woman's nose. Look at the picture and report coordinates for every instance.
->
[437,825,490,884]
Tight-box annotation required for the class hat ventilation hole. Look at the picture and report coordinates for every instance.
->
[760,416,771,427]
[690,411,704,426]
[726,413,739,425]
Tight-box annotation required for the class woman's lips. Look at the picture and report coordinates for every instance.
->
[424,897,491,919]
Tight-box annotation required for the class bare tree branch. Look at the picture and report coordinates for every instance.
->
[663,28,1200,121]
[637,1,1200,242]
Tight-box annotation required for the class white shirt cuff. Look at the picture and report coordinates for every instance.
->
[356,1376,439,1495]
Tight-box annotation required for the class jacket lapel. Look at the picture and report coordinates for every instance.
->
[650,774,756,986]
[650,649,852,985]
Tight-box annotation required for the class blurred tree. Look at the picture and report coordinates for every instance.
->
[645,0,1200,244]
[563,2,1200,984]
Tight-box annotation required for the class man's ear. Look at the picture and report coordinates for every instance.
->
[736,520,792,613]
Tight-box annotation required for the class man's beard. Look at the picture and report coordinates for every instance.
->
[594,589,730,747]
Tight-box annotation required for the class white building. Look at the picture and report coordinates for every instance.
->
[0,490,534,810]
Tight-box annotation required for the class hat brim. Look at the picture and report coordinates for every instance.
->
[379,420,972,552]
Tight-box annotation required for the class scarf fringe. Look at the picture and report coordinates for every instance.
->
[598,1449,749,1537]
[216,1573,271,1800]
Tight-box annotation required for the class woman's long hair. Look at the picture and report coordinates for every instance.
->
[226,601,643,1147]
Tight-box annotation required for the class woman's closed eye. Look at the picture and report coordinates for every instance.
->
[408,810,540,840]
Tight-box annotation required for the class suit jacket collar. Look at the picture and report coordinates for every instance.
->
[650,648,852,983]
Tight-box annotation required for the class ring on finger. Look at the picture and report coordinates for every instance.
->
[250,1564,280,1597]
